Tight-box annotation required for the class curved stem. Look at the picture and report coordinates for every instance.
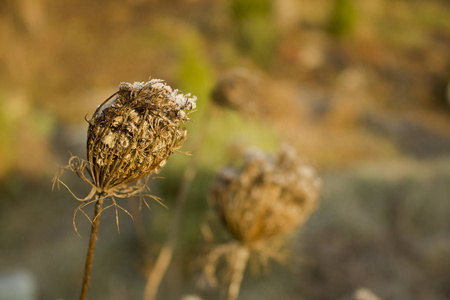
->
[79,193,104,300]
[227,246,250,300]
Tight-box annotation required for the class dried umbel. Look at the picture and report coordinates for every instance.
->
[205,145,321,300]
[211,144,321,247]
[211,68,296,123]
[211,68,262,115]
[87,80,196,195]
[54,79,196,214]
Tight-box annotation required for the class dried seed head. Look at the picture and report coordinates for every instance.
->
[211,144,321,247]
[211,68,261,115]
[87,79,196,193]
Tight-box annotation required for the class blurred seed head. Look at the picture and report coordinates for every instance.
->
[87,79,196,193]
[211,144,321,247]
[211,68,299,127]
[211,68,262,116]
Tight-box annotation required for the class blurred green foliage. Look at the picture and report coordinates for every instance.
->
[329,0,357,38]
[231,0,278,67]
[177,34,215,119]
[0,95,17,177]
[232,0,272,19]
[31,108,55,138]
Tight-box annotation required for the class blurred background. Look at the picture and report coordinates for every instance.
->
[1,0,450,299]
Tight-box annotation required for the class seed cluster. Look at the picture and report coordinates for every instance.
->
[211,145,321,246]
[87,80,196,193]
[211,68,261,115]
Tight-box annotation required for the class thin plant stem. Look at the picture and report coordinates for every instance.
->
[227,246,250,300]
[79,193,105,300]
[143,164,196,300]
[143,108,213,300]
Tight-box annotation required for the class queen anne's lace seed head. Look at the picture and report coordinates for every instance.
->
[211,144,321,247]
[87,79,196,193]
[52,79,196,235]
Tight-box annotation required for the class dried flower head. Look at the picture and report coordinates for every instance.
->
[211,144,321,247]
[54,79,196,228]
[87,80,196,194]
[211,68,298,129]
[211,68,261,115]
[202,145,321,297]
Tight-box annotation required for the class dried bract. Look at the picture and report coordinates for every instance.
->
[211,145,321,247]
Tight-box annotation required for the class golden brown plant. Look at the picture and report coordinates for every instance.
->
[87,81,194,192]
[54,79,196,300]
[206,144,321,300]
[213,145,321,246]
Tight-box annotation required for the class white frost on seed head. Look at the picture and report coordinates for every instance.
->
[119,79,197,112]
[131,81,146,90]
[145,79,197,111]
